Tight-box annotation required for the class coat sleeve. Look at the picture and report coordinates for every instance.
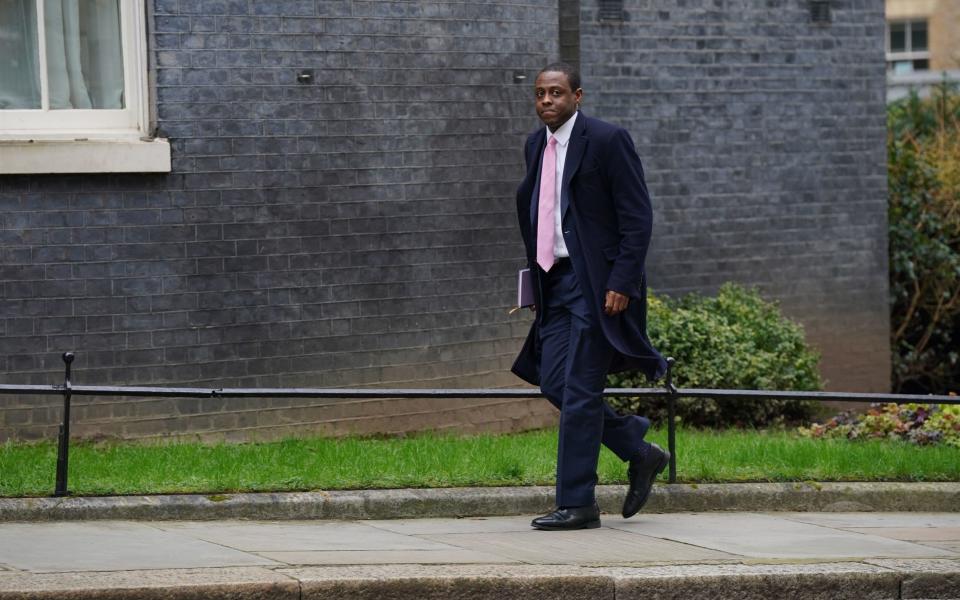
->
[604,128,653,299]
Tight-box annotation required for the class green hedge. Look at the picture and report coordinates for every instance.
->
[608,283,822,427]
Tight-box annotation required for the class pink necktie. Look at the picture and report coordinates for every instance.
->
[537,136,558,272]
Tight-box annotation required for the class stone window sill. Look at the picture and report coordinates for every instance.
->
[0,138,171,174]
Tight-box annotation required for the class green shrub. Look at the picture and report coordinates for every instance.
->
[888,83,960,394]
[798,402,960,447]
[608,283,822,427]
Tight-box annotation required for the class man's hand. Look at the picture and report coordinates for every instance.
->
[604,290,629,316]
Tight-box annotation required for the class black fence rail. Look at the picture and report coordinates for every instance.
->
[2,353,958,497]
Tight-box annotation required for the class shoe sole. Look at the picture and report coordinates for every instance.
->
[621,450,670,518]
[531,519,601,531]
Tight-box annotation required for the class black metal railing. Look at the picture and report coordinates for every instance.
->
[1,353,958,496]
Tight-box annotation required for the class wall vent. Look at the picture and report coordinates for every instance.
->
[810,1,831,25]
[598,0,624,22]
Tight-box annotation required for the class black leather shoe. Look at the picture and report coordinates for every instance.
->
[621,442,670,518]
[531,503,601,531]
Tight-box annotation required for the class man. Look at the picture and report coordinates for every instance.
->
[512,63,670,531]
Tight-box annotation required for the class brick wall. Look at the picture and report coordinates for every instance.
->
[0,0,892,443]
[2,392,554,443]
[0,0,560,442]
[579,0,891,391]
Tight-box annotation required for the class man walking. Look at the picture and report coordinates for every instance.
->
[512,63,669,530]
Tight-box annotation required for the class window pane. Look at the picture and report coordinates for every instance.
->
[913,58,929,71]
[0,0,41,109]
[889,23,906,52]
[892,60,914,74]
[45,0,124,109]
[911,21,928,51]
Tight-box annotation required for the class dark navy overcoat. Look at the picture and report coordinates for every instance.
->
[511,113,667,385]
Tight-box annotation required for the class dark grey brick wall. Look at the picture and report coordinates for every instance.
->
[0,0,560,441]
[579,0,890,391]
[1,0,892,442]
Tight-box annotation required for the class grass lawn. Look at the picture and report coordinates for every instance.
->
[1,427,958,498]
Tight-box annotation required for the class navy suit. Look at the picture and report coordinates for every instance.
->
[512,113,667,507]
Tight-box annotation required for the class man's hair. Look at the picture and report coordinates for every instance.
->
[539,62,581,91]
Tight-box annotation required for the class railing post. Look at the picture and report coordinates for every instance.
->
[665,357,677,484]
[54,352,74,497]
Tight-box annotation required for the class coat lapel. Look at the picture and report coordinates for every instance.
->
[525,130,546,228]
[561,115,588,219]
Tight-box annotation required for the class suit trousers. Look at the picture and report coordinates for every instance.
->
[539,259,651,508]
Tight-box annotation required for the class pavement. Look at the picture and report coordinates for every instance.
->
[1,509,959,599]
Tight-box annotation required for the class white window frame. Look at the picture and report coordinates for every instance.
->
[886,20,931,73]
[0,0,170,173]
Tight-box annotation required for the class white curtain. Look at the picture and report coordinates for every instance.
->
[0,0,40,109]
[0,0,124,110]
[45,0,125,109]
[45,0,90,108]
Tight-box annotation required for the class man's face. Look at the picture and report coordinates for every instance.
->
[534,71,582,132]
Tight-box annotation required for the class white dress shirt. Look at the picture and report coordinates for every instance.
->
[544,111,578,259]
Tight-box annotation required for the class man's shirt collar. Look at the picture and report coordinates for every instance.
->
[546,111,578,147]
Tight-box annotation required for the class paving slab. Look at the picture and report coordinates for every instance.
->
[921,541,960,553]
[258,548,517,565]
[421,526,736,565]
[608,513,959,559]
[783,512,960,528]
[844,526,960,542]
[152,520,452,552]
[364,515,534,535]
[0,522,276,573]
